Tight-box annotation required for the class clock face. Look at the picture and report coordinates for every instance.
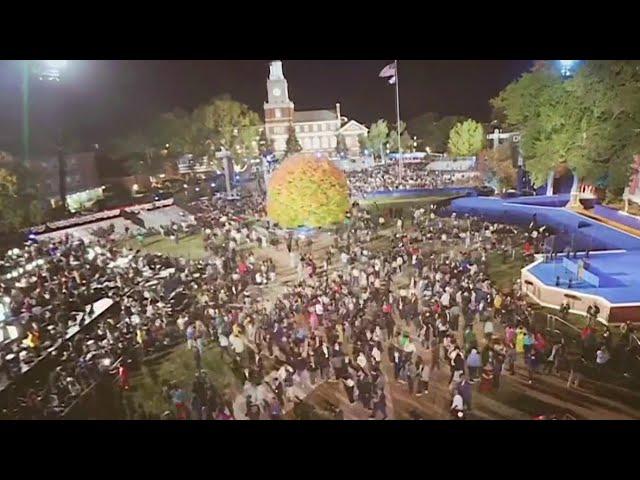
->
[273,88,281,96]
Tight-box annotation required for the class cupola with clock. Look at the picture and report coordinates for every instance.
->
[264,60,294,122]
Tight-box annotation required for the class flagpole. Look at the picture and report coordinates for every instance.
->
[394,60,402,184]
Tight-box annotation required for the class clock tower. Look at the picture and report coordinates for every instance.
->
[264,60,294,123]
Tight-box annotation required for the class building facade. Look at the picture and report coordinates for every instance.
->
[29,151,103,211]
[263,61,368,157]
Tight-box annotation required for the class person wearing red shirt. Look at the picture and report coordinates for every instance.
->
[118,364,130,391]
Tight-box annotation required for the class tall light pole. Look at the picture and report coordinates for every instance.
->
[21,62,30,164]
[22,60,69,209]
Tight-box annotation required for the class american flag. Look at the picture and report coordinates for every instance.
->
[379,62,396,78]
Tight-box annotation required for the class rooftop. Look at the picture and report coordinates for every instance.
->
[294,109,337,123]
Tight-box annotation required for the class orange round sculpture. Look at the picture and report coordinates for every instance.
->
[267,153,350,228]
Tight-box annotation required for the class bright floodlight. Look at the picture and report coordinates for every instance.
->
[559,60,575,68]
[45,60,68,69]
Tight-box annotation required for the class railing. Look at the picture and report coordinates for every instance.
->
[545,314,582,335]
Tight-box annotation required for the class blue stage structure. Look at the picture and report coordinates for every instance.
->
[442,195,640,252]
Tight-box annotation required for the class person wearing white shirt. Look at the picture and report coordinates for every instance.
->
[351,267,360,287]
[440,291,450,308]
[483,319,494,340]
[372,344,382,364]
[229,332,245,355]
[356,352,368,370]
[451,393,464,418]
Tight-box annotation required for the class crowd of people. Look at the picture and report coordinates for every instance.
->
[348,163,480,198]
[0,164,638,420]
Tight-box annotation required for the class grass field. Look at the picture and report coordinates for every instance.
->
[487,250,527,293]
[122,233,208,260]
[123,344,242,419]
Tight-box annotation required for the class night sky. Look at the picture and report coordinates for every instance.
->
[0,60,533,154]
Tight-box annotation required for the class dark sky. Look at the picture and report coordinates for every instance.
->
[0,60,533,154]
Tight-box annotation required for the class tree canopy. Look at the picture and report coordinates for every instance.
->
[387,121,413,152]
[365,119,389,159]
[0,162,46,233]
[110,95,262,175]
[448,119,485,157]
[482,145,518,191]
[491,61,640,196]
[407,113,466,152]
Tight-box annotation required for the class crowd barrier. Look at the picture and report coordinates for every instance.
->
[28,199,175,236]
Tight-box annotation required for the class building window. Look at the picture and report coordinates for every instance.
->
[295,125,300,133]
[321,137,328,148]
[304,125,309,133]
[275,109,281,119]
[321,124,326,132]
[312,137,320,149]
[304,138,311,150]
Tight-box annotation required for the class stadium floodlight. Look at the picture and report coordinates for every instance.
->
[45,60,68,69]
[559,60,577,78]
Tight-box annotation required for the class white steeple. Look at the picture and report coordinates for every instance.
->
[269,60,284,80]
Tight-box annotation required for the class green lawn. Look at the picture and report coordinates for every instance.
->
[123,343,243,419]
[122,233,208,260]
[487,250,527,293]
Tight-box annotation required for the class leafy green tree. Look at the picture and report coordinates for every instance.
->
[408,113,465,152]
[110,95,262,174]
[285,123,302,156]
[448,119,485,157]
[366,119,389,160]
[491,61,640,196]
[335,133,348,157]
[0,168,17,196]
[0,160,48,233]
[387,121,413,152]
[193,95,261,167]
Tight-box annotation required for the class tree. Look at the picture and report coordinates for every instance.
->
[193,95,261,168]
[407,113,465,152]
[0,168,17,196]
[0,162,47,233]
[387,121,413,152]
[491,61,640,196]
[335,133,348,157]
[285,123,302,156]
[267,153,350,228]
[483,145,518,190]
[110,95,262,173]
[366,119,389,160]
[112,132,167,176]
[448,119,485,157]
